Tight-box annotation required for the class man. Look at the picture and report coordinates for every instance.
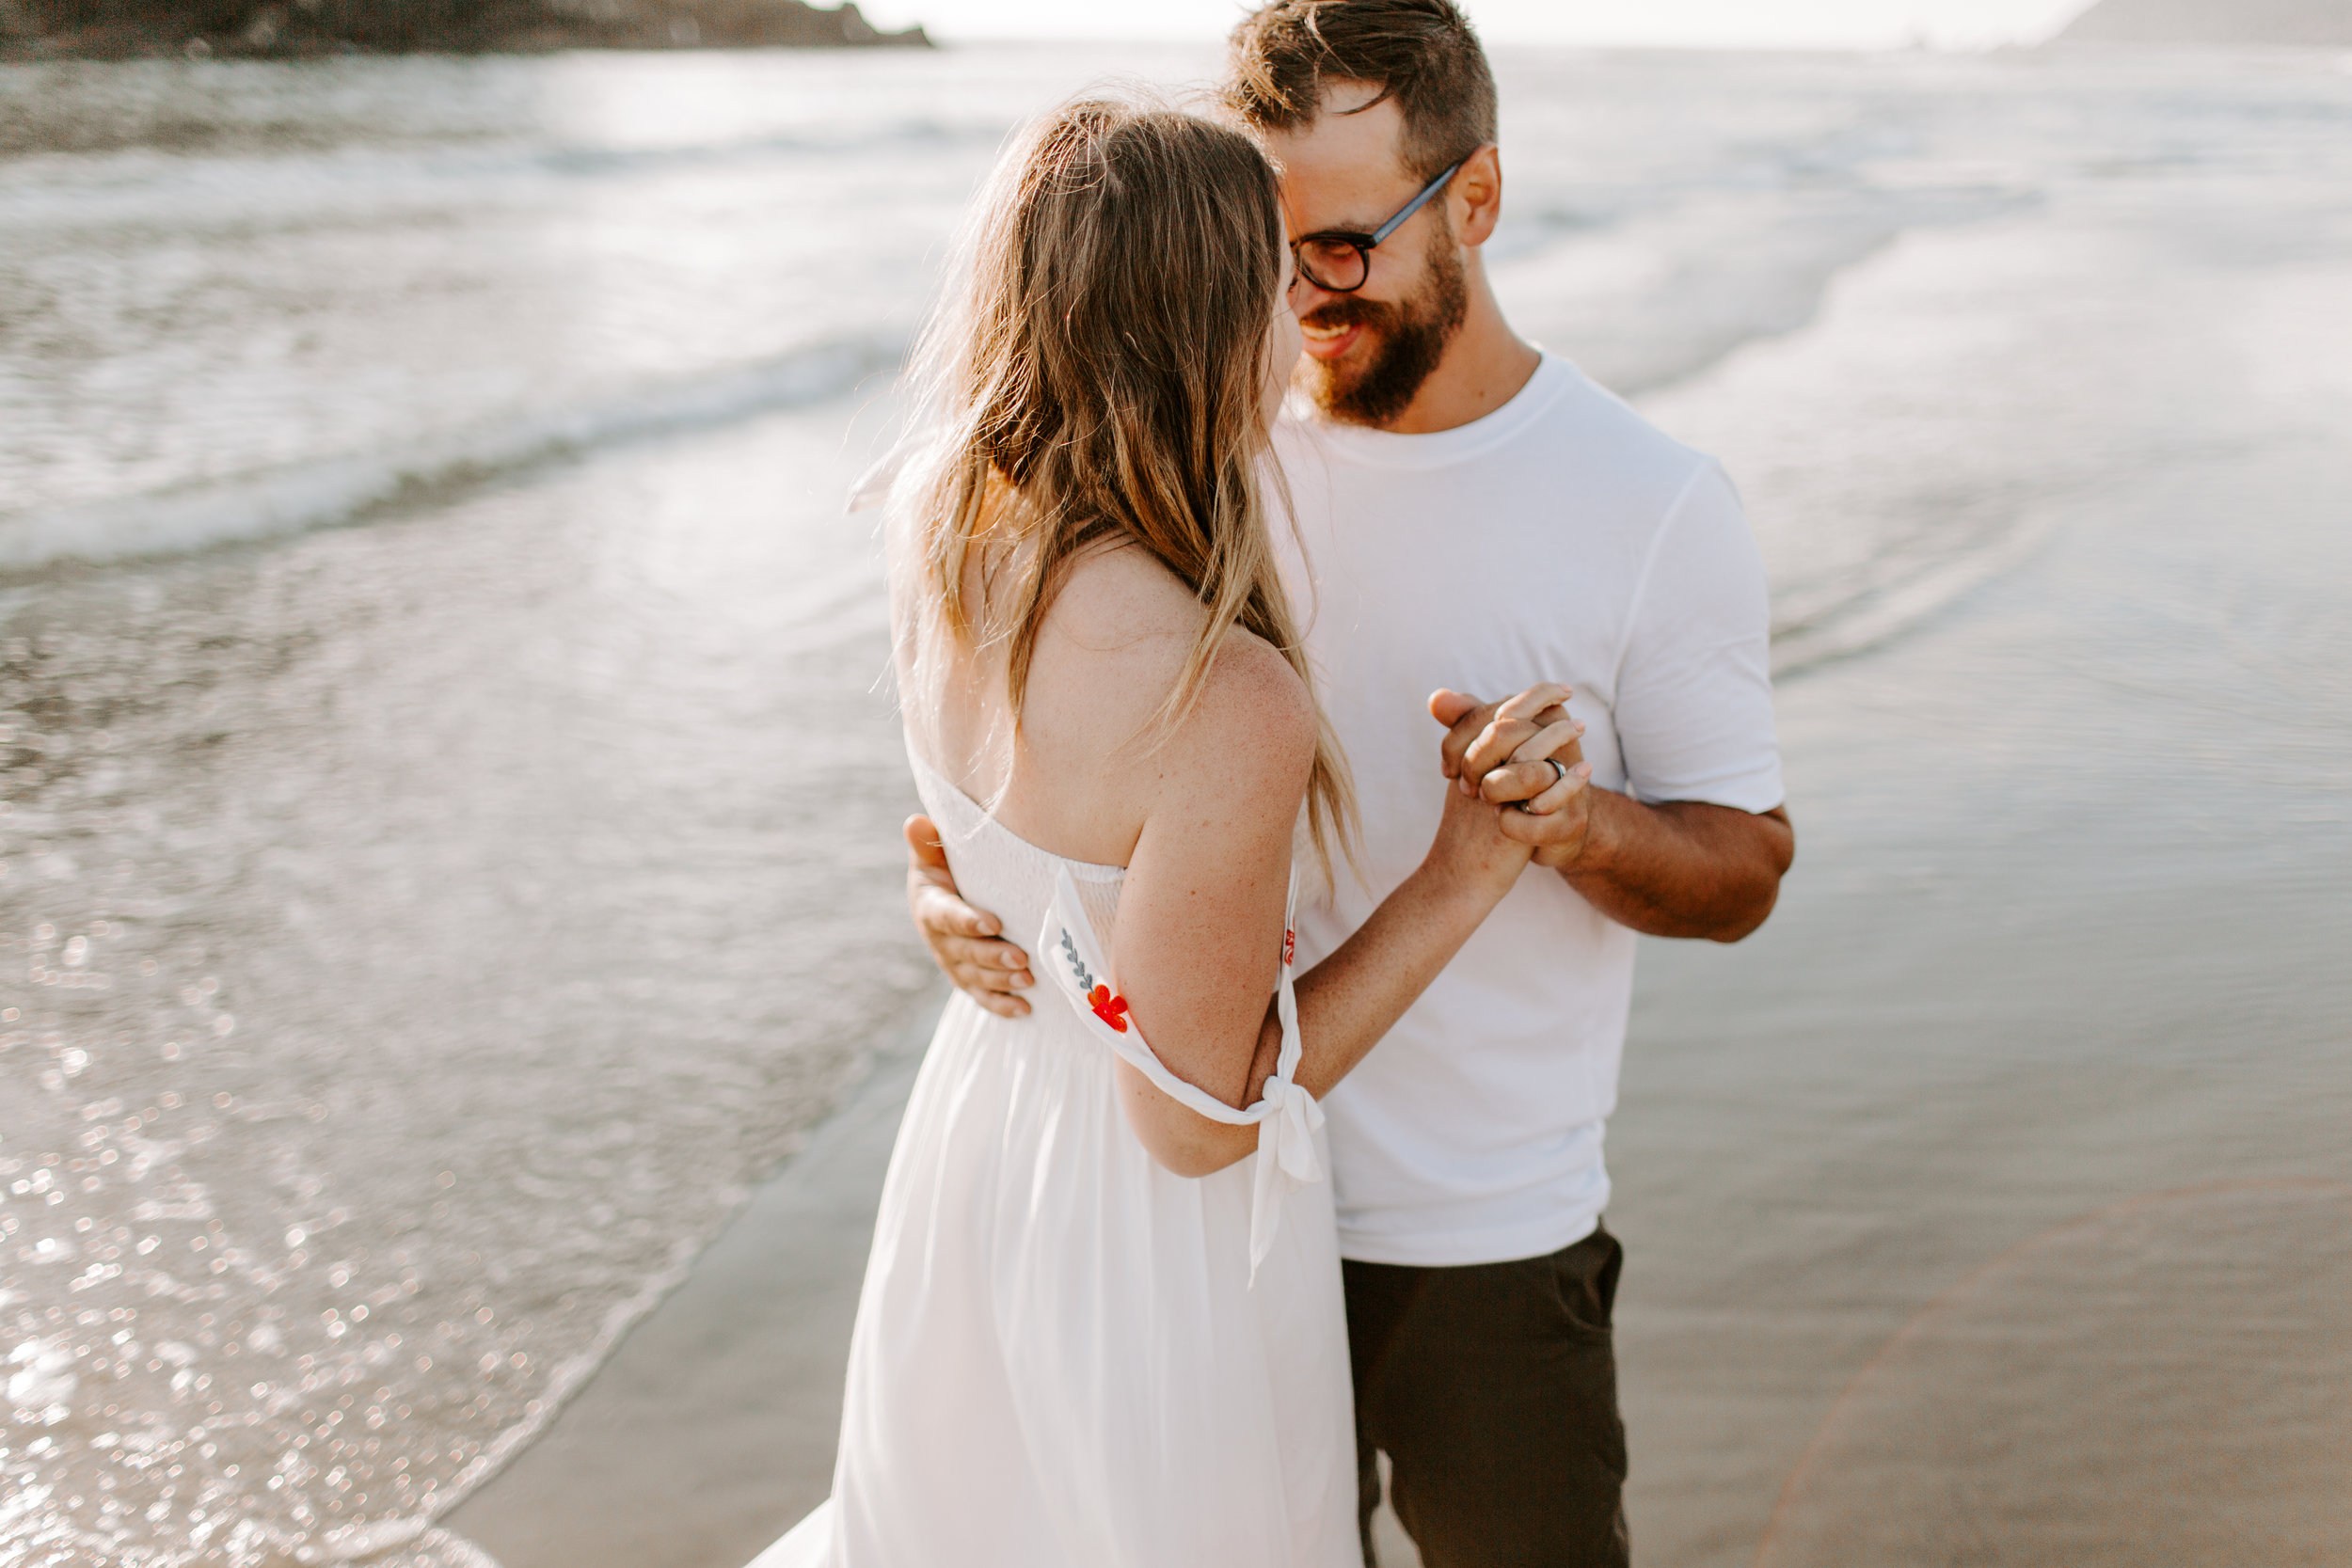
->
[904,3,1793,1562]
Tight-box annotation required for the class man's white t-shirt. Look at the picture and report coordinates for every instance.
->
[1273,353,1783,1268]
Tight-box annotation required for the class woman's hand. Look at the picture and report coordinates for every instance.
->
[1419,750,1536,904]
[1431,685,1595,870]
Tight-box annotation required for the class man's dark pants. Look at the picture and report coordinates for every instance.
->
[1344,1224,1629,1568]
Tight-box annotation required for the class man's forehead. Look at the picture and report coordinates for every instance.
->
[1261,86,1416,225]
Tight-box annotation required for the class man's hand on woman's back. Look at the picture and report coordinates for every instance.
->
[906,816,1033,1018]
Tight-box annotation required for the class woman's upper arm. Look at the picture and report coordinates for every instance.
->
[1110,641,1315,1112]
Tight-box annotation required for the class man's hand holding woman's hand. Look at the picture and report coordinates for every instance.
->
[905,816,1033,1018]
[1431,684,1596,871]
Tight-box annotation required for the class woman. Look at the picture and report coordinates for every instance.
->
[755,99,1565,1567]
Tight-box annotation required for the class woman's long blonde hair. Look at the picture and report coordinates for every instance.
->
[895,96,1355,868]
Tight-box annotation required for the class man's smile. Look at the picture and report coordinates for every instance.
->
[1299,318,1363,361]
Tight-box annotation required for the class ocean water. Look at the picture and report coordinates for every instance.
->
[2,39,2348,1568]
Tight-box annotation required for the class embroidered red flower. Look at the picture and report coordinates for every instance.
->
[1088,984,1130,1033]
[1282,927,1296,967]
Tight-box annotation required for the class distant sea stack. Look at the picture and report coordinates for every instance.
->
[0,0,932,58]
[2055,0,2352,45]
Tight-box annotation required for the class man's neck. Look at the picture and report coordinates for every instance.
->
[1357,261,1541,436]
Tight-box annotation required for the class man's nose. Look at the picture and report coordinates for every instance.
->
[1288,269,1345,315]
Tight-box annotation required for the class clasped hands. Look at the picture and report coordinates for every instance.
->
[1431,680,1596,872]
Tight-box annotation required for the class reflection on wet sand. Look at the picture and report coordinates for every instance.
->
[1758,1182,2352,1566]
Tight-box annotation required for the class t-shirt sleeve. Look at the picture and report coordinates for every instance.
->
[1611,460,1785,813]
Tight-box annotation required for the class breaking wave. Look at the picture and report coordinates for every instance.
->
[0,334,904,572]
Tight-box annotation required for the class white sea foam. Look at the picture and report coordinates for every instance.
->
[1768,514,2063,674]
[0,335,903,571]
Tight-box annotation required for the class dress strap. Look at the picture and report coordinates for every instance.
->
[1040,861,1323,1285]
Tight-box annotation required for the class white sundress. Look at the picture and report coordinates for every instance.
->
[748,752,1360,1568]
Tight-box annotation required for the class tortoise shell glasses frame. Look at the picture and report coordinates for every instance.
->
[1289,157,1468,295]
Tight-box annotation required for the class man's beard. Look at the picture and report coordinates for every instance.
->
[1298,229,1470,428]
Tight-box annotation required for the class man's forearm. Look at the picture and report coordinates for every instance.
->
[1558,790,1792,942]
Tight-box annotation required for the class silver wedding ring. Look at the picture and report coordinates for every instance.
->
[1515,755,1570,813]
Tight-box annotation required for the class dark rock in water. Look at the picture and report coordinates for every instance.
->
[2054,0,2352,45]
[0,0,932,57]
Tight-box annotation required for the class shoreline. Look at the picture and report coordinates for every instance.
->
[439,995,944,1568]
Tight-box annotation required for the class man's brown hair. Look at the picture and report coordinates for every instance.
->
[1225,0,1498,182]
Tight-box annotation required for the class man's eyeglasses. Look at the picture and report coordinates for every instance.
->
[1290,160,1465,295]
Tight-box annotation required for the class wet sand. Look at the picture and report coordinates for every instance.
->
[451,330,2352,1565]
[1607,459,2352,1564]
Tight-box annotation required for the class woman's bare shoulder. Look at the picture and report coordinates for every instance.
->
[1155,626,1316,833]
[1046,544,1200,656]
[1192,625,1313,750]
[1039,545,1312,781]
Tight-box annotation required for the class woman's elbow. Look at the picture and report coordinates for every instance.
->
[1116,1086,1253,1177]
[1152,1143,1244,1180]
[1130,1117,1251,1179]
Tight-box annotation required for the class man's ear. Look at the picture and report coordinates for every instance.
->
[1451,144,1503,248]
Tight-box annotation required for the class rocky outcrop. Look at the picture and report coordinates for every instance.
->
[2055,0,2352,45]
[0,0,930,57]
